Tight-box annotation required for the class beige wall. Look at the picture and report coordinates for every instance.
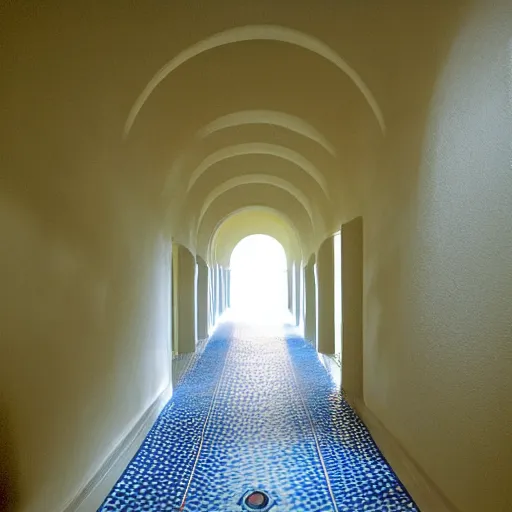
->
[0,7,172,510]
[362,2,512,510]
[0,186,172,512]
[1,1,511,511]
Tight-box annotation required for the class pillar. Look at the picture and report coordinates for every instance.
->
[316,236,335,355]
[210,264,217,328]
[226,268,231,308]
[294,263,301,326]
[299,263,305,330]
[287,261,294,313]
[196,256,209,340]
[304,255,316,343]
[222,268,228,312]
[342,217,363,401]
[213,265,221,323]
[172,245,179,353]
[173,243,196,354]
[208,265,214,330]
[218,265,225,317]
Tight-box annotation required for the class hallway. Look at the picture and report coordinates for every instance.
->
[100,322,416,512]
[2,2,512,511]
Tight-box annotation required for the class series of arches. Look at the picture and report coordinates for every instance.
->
[4,4,510,512]
[123,23,385,262]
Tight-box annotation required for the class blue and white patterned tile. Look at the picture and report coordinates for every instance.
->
[99,323,419,512]
[286,333,418,512]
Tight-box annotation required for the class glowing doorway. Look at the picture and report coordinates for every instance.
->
[230,235,288,322]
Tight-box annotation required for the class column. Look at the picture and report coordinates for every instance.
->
[173,244,196,354]
[226,268,231,308]
[218,265,225,317]
[316,236,335,355]
[208,265,214,330]
[222,268,228,312]
[287,261,294,314]
[196,256,209,341]
[342,217,364,401]
[213,264,218,320]
[209,264,218,330]
[299,263,305,330]
[294,262,301,326]
[304,254,316,343]
[172,244,179,353]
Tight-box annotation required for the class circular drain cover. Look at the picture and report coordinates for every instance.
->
[244,491,270,510]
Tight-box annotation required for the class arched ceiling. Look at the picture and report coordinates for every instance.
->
[186,143,330,198]
[162,119,336,252]
[208,207,303,267]
[2,1,463,266]
[196,184,315,260]
[196,110,337,157]
[196,174,316,229]
[117,6,400,263]
[124,25,385,136]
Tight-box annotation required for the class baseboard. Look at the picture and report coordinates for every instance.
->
[348,396,461,512]
[62,385,173,512]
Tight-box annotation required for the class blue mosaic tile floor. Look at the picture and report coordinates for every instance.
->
[99,322,419,511]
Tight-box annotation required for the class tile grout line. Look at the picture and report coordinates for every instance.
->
[178,336,232,511]
[283,336,340,512]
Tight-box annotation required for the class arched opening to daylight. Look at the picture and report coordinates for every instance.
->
[229,234,289,322]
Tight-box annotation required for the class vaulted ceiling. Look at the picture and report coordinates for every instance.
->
[2,1,464,265]
[126,19,387,263]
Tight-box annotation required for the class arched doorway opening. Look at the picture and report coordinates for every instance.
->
[229,234,288,322]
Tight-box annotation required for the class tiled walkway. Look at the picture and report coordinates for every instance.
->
[99,323,418,511]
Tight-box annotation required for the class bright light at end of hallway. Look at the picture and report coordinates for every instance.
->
[228,234,292,325]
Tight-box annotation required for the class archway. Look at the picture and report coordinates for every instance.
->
[229,234,289,322]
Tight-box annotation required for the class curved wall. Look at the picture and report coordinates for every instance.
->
[1,2,511,511]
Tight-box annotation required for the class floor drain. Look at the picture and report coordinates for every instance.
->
[241,490,273,511]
